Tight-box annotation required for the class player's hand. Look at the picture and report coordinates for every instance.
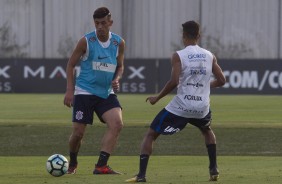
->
[112,80,120,92]
[64,90,74,108]
[146,96,159,105]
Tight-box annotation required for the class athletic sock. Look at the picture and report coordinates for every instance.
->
[206,144,217,169]
[96,151,110,167]
[137,154,149,178]
[69,152,78,166]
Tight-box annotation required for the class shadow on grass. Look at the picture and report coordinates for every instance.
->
[1,124,282,156]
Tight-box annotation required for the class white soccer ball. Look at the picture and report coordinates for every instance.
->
[46,154,69,177]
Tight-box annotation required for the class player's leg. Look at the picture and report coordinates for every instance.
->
[126,128,159,182]
[190,111,219,181]
[68,122,87,174]
[100,107,123,154]
[93,100,123,174]
[126,109,187,182]
[200,127,217,168]
[139,128,160,177]
[68,95,93,174]
[200,127,219,181]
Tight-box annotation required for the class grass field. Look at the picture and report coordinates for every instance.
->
[0,94,282,184]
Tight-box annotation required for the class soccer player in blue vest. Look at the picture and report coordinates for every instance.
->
[63,7,125,175]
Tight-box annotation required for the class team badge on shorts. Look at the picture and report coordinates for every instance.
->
[75,111,83,120]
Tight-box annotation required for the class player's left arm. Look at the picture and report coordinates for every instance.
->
[112,39,125,92]
[210,55,226,88]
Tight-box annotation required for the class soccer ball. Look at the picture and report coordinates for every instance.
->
[46,154,69,177]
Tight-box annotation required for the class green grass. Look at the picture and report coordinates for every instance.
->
[1,94,282,156]
[1,156,282,184]
[0,94,282,183]
[1,124,282,156]
[0,94,281,126]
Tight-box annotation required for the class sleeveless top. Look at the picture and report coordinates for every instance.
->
[75,31,122,99]
[165,45,213,118]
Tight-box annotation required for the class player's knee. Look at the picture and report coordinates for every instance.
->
[199,125,211,132]
[200,127,214,136]
[116,121,123,132]
[109,120,123,132]
[71,131,84,141]
[146,129,159,141]
[202,129,216,144]
[72,123,86,140]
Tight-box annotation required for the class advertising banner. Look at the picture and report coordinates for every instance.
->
[214,59,282,94]
[0,59,67,93]
[0,59,281,94]
[0,59,158,94]
[158,59,282,95]
[119,59,158,93]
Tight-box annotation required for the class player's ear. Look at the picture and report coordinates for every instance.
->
[196,34,200,41]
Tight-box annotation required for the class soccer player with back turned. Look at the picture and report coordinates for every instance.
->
[126,20,226,182]
[63,7,125,175]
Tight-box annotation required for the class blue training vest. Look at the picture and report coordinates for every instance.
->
[76,31,122,99]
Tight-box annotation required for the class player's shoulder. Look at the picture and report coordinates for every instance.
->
[110,32,124,45]
[197,45,214,58]
[111,32,123,40]
[82,31,97,43]
[198,45,212,53]
[110,32,122,39]
[84,30,96,37]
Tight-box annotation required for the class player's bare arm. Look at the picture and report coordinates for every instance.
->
[112,39,125,92]
[210,55,226,88]
[63,37,87,107]
[146,52,181,105]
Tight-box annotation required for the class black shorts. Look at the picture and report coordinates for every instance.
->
[150,108,212,135]
[72,94,122,124]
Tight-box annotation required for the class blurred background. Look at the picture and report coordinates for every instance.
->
[0,0,281,94]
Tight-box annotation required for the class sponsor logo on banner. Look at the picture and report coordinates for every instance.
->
[120,64,151,93]
[23,66,66,78]
[0,66,11,78]
[223,70,282,91]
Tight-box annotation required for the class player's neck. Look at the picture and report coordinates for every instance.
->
[184,43,197,47]
[97,33,109,42]
[184,39,198,47]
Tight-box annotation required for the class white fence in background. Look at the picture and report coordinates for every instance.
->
[0,0,281,59]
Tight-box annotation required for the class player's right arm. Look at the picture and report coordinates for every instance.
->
[210,55,226,88]
[63,37,87,107]
[146,52,181,105]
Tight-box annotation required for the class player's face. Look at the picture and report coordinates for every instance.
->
[94,17,113,39]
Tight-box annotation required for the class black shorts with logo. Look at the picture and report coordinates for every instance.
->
[72,94,122,124]
[150,108,212,135]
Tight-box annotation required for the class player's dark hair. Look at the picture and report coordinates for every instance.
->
[182,20,200,39]
[93,7,111,19]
